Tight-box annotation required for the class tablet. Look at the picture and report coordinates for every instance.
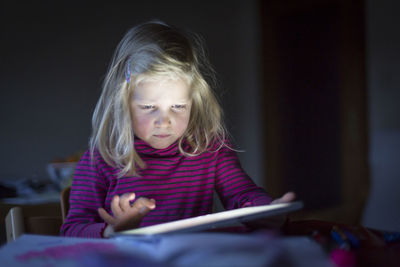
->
[113,201,303,236]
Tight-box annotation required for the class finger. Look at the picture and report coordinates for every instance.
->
[111,195,123,216]
[134,197,156,207]
[120,192,136,212]
[280,192,296,202]
[113,198,156,232]
[98,208,116,225]
[271,192,296,204]
[132,197,156,216]
[139,198,156,216]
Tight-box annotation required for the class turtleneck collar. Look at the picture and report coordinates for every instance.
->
[134,137,181,157]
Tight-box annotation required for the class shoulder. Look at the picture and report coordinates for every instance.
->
[207,138,236,152]
[75,149,122,182]
[200,138,240,161]
[78,149,101,164]
[77,149,111,171]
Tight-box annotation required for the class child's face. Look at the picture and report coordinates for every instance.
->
[131,77,192,149]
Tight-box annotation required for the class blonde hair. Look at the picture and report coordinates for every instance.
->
[90,20,227,177]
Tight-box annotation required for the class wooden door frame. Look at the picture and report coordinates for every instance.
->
[260,0,369,225]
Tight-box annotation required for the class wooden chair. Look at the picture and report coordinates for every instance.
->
[5,207,62,242]
[60,186,71,222]
[4,186,71,242]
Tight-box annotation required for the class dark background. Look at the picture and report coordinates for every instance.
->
[0,0,399,232]
[0,0,265,182]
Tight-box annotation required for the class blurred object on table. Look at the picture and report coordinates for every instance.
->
[46,162,76,190]
[47,150,83,190]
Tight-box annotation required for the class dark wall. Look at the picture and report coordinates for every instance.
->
[0,1,265,184]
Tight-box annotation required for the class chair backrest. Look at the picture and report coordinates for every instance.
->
[5,207,24,242]
[5,207,62,242]
[5,187,71,242]
[60,186,71,222]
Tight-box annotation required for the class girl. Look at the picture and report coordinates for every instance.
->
[60,21,294,238]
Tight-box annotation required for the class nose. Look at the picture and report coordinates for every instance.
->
[154,112,171,127]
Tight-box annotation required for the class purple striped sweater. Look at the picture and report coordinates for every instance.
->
[60,139,272,237]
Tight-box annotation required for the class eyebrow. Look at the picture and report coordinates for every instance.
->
[133,98,191,103]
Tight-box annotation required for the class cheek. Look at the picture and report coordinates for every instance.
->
[132,114,153,136]
[175,113,191,133]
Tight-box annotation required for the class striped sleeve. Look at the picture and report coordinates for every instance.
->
[60,150,108,238]
[215,145,272,210]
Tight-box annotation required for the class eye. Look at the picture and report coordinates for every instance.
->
[140,104,155,110]
[172,104,186,110]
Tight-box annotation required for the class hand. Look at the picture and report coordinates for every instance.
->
[98,192,156,236]
[245,191,296,230]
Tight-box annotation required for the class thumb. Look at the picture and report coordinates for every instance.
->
[271,192,296,204]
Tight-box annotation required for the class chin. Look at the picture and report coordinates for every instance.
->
[149,139,175,149]
[151,143,172,149]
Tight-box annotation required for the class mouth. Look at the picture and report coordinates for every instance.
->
[153,134,171,138]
